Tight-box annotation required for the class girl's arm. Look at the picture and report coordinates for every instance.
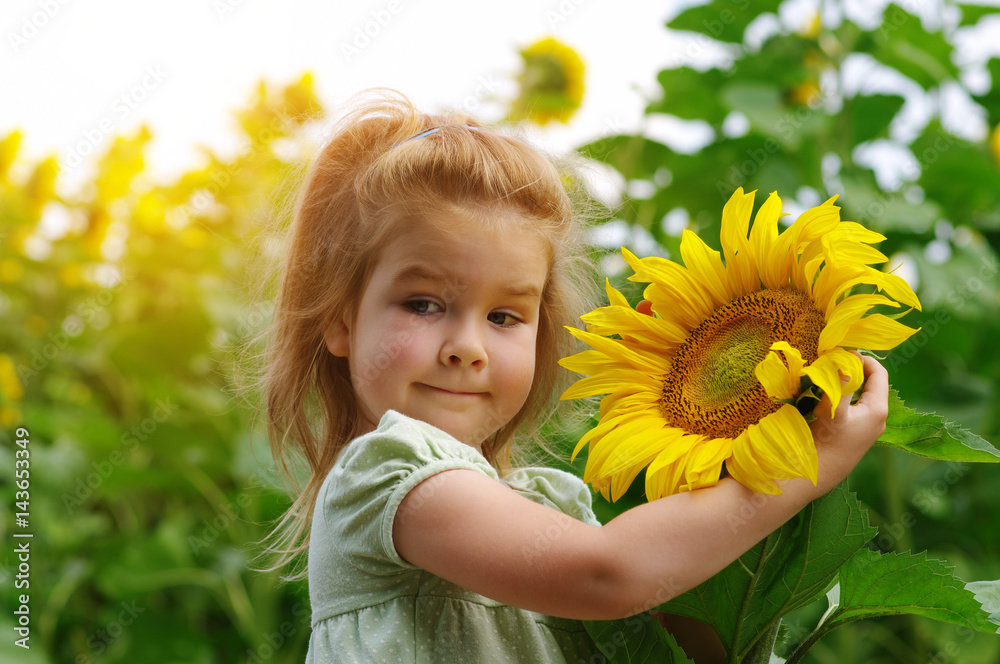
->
[393,355,888,620]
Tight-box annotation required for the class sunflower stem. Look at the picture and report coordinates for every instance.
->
[740,619,780,664]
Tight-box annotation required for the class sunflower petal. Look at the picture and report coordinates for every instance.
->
[728,405,816,493]
[755,341,805,400]
[749,191,784,289]
[837,313,921,351]
[680,229,732,305]
[564,326,669,374]
[802,348,863,417]
[720,187,760,295]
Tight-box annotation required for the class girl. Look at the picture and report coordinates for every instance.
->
[260,89,889,663]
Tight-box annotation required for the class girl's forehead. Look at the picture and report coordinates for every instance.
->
[370,214,551,287]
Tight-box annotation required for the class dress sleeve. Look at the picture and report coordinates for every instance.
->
[503,467,602,527]
[316,411,500,575]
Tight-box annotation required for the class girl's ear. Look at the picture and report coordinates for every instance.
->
[322,319,351,357]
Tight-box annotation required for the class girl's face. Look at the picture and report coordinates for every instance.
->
[324,210,550,450]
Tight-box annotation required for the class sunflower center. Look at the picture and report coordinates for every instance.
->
[661,288,825,439]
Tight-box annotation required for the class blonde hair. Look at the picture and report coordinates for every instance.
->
[254,89,596,578]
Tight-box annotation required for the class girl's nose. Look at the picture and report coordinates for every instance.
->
[440,318,488,369]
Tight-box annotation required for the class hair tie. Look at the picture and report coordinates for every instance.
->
[391,125,479,149]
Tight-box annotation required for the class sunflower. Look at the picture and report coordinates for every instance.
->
[560,188,920,501]
[510,37,585,125]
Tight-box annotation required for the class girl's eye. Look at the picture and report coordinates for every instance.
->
[487,311,520,327]
[406,300,441,315]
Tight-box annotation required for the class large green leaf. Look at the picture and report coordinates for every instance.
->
[913,122,1000,228]
[958,3,1000,27]
[577,134,673,182]
[837,168,940,234]
[660,484,875,659]
[848,94,905,145]
[667,0,783,45]
[648,67,731,125]
[971,58,1000,127]
[825,549,1000,633]
[585,613,696,663]
[862,4,959,89]
[876,390,1000,463]
[720,83,794,149]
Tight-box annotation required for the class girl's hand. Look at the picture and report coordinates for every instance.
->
[809,353,888,494]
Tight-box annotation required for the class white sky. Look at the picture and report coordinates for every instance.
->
[1,0,685,188]
[3,0,999,201]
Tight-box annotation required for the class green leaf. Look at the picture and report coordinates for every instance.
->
[837,168,940,234]
[585,613,695,663]
[667,0,782,45]
[971,57,1000,127]
[577,134,673,182]
[720,83,796,149]
[866,4,959,89]
[848,94,905,145]
[648,67,731,125]
[913,121,1000,226]
[968,580,1000,627]
[958,3,1000,27]
[660,484,876,659]
[876,389,1000,463]
[825,549,1000,634]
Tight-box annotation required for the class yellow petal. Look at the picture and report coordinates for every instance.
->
[680,229,732,306]
[720,188,760,295]
[755,341,805,400]
[583,415,666,481]
[802,348,863,417]
[581,305,687,351]
[837,313,921,351]
[564,326,669,374]
[818,294,898,351]
[749,191,784,288]
[604,279,630,308]
[623,248,716,326]
[755,348,797,400]
[728,405,816,493]
[560,371,659,401]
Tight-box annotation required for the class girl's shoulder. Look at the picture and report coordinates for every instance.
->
[321,410,500,505]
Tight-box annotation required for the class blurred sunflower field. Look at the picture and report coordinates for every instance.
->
[2,1,1000,662]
